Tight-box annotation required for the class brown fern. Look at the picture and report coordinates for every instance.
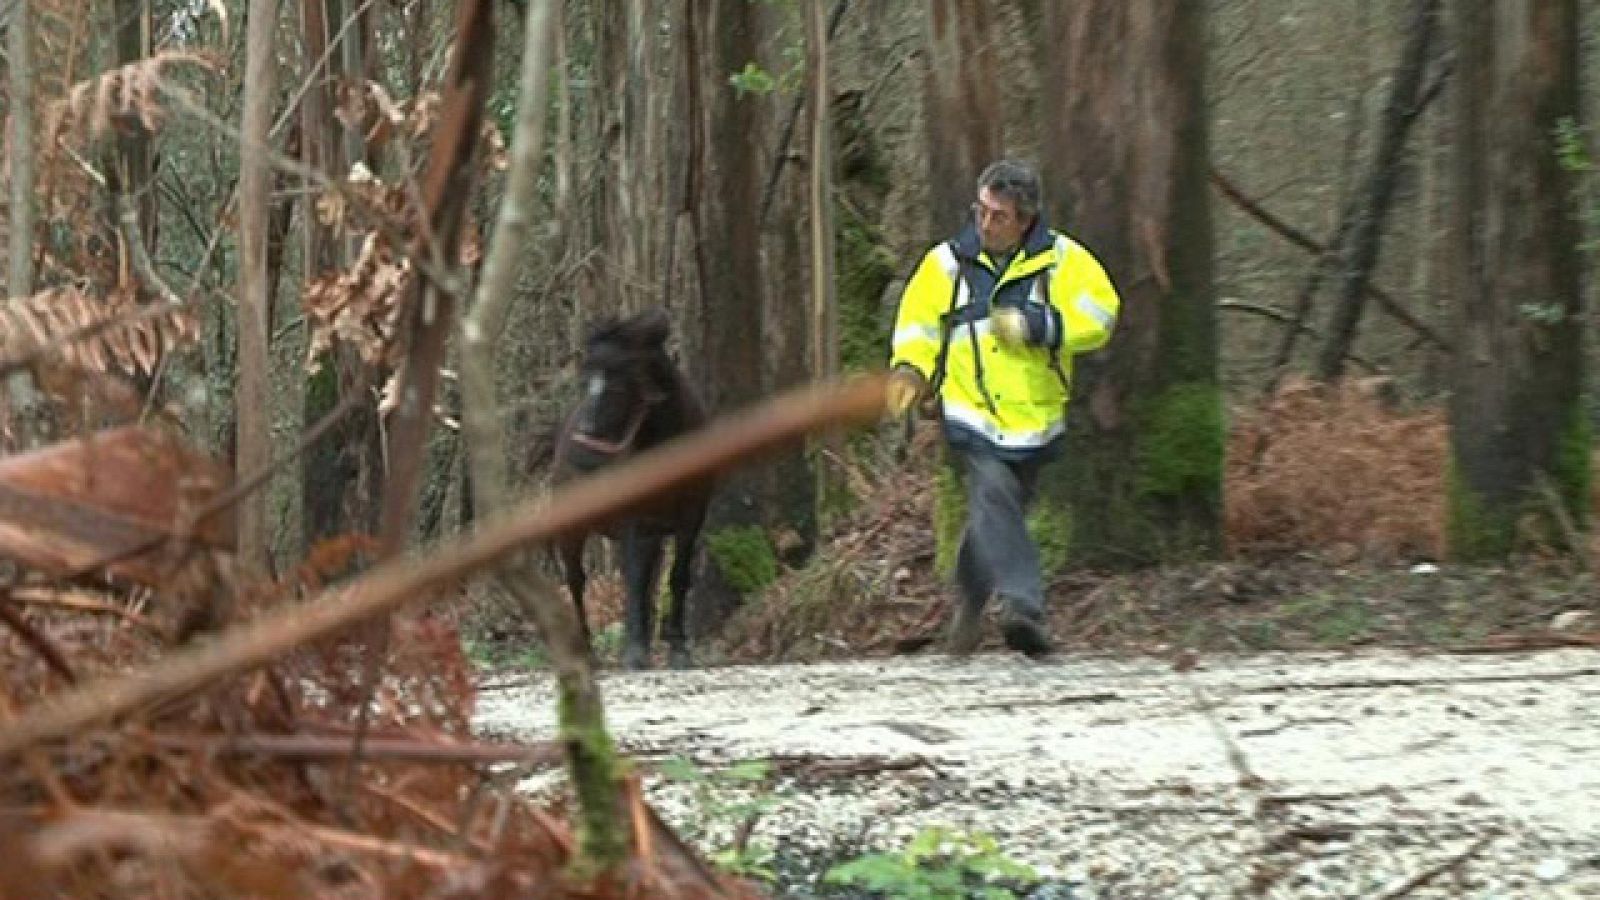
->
[0,284,198,379]
[44,51,224,149]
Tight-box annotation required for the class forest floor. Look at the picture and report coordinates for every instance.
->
[475,638,1599,899]
[469,558,1600,899]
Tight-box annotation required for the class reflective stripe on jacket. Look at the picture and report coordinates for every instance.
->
[889,215,1120,454]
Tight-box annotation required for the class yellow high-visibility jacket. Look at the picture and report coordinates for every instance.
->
[890,217,1120,457]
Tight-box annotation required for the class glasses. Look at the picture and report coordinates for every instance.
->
[971,200,1018,226]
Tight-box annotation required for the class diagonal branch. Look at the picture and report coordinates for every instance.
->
[0,373,887,760]
[1210,165,1452,355]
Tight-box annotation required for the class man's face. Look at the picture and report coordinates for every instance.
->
[973,186,1029,257]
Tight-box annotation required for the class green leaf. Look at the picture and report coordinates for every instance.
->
[724,759,772,782]
[658,755,701,783]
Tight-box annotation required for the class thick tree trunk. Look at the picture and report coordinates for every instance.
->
[922,0,1003,234]
[686,0,779,636]
[1313,0,1442,383]
[1447,0,1586,560]
[236,0,281,578]
[1039,0,1221,567]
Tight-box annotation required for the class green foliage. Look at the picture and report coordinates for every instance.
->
[1134,382,1225,500]
[1556,116,1600,254]
[1555,406,1592,533]
[460,636,547,670]
[706,526,779,594]
[1281,592,1372,645]
[838,215,896,372]
[1444,458,1516,561]
[824,826,1039,899]
[659,756,780,883]
[1518,302,1568,326]
[729,62,777,96]
[933,457,964,579]
[934,455,1073,581]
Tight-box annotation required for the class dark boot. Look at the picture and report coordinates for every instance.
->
[999,597,1054,659]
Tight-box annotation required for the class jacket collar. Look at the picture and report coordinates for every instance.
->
[950,208,1055,267]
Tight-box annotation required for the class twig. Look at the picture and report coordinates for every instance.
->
[1374,833,1494,899]
[0,588,78,684]
[8,589,156,624]
[0,374,888,759]
[146,731,563,767]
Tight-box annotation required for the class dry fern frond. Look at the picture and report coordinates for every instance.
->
[45,51,223,149]
[0,284,199,379]
[1226,375,1446,562]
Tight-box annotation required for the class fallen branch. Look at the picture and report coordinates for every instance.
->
[1374,833,1494,899]
[0,374,887,759]
[146,731,564,767]
[1238,666,1600,696]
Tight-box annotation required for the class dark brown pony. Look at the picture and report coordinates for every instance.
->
[550,308,711,669]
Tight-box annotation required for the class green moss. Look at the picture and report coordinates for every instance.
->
[1445,457,1517,561]
[1449,402,1591,560]
[1026,499,1072,580]
[1134,383,1225,500]
[706,525,779,594]
[837,212,896,372]
[557,681,627,875]
[933,454,965,579]
[933,451,1072,581]
[1554,402,1592,532]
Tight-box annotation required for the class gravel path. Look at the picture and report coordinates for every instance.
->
[475,647,1600,898]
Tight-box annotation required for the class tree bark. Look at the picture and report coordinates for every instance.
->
[922,0,1003,234]
[687,0,777,636]
[1039,0,1221,566]
[1313,0,1442,383]
[236,0,282,578]
[806,0,840,514]
[1446,0,1586,560]
[6,0,46,448]
[458,0,628,872]
[300,0,382,548]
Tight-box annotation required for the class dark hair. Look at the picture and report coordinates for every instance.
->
[977,159,1042,220]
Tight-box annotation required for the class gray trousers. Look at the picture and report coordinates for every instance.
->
[951,444,1047,620]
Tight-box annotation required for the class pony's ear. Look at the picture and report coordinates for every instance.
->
[631,306,672,347]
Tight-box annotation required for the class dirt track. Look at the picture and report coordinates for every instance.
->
[476,646,1600,897]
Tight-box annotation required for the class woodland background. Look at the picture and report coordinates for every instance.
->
[0,1,1598,895]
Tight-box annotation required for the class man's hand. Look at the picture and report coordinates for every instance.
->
[992,307,1030,347]
[885,367,926,419]
[992,303,1063,350]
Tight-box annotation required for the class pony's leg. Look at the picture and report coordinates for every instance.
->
[557,538,594,659]
[663,522,701,669]
[620,525,665,671]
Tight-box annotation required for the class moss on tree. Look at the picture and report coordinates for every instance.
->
[705,525,779,594]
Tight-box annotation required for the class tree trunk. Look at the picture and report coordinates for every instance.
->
[6,0,46,448]
[806,0,841,517]
[1313,0,1442,383]
[686,0,778,636]
[1447,0,1586,560]
[300,0,382,548]
[1039,0,1221,567]
[236,0,281,578]
[922,0,1003,234]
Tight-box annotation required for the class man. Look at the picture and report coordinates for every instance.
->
[886,159,1120,657]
